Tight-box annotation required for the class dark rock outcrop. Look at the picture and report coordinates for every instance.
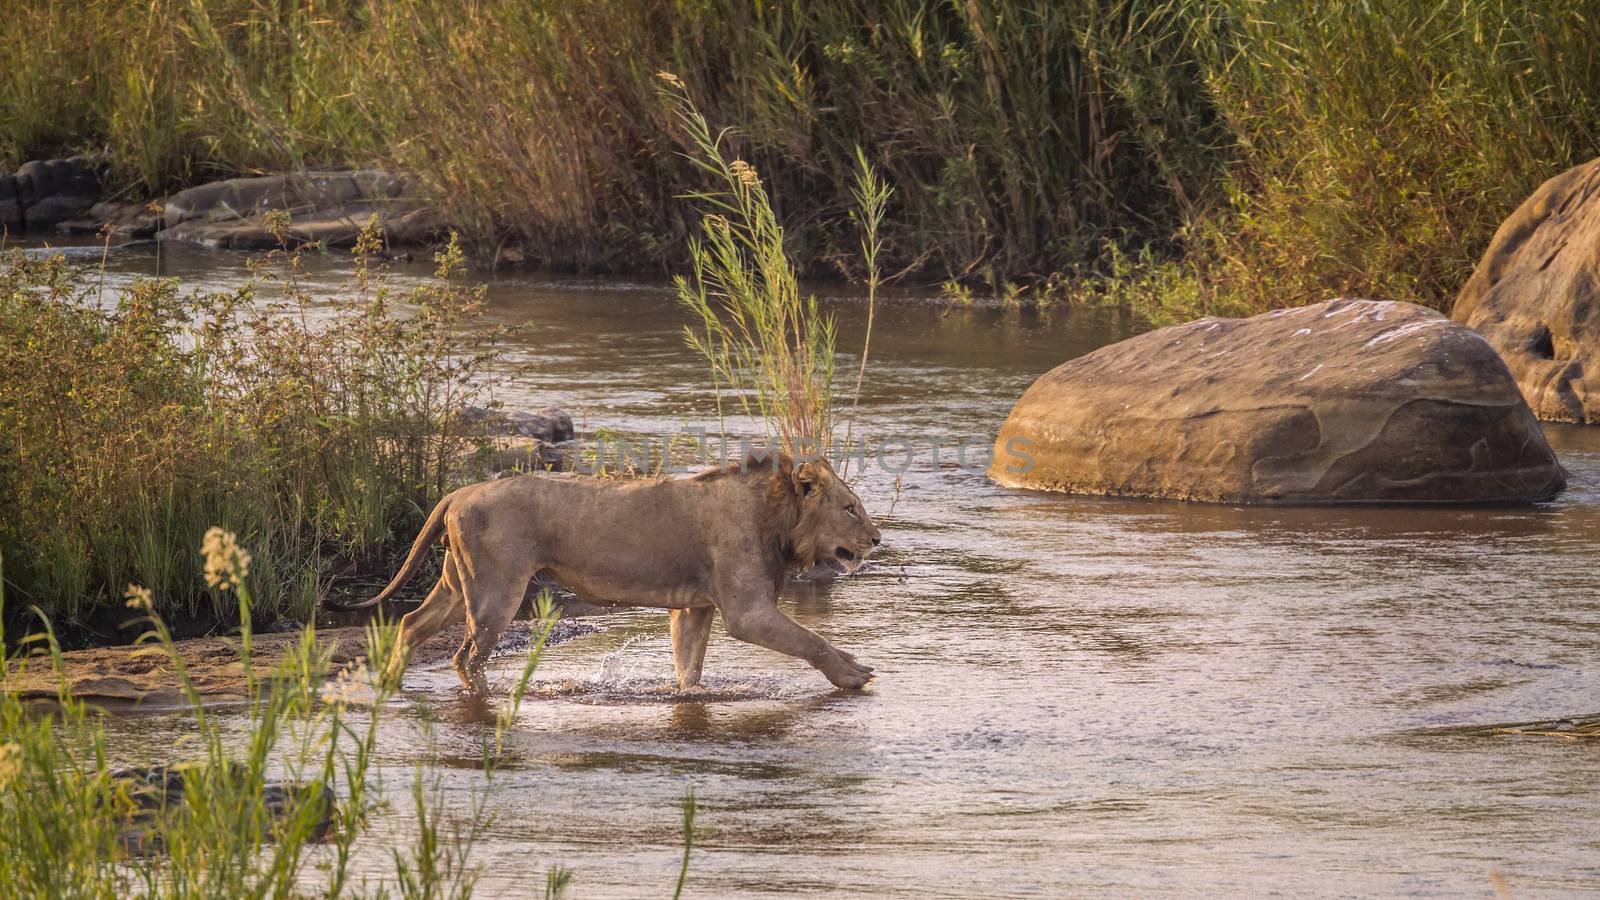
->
[4,163,449,252]
[989,298,1565,504]
[57,200,164,239]
[1453,156,1600,423]
[457,406,576,477]
[0,156,103,233]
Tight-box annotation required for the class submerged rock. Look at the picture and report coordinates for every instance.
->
[158,170,443,250]
[109,763,335,856]
[57,200,164,239]
[1453,156,1600,423]
[989,298,1565,504]
[461,405,575,443]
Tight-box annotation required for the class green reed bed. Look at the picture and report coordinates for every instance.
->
[0,1,1216,287]
[1177,0,1600,315]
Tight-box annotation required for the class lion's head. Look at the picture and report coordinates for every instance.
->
[786,457,882,575]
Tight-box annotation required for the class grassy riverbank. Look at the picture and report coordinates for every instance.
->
[0,529,592,896]
[6,1,1598,316]
[0,231,511,628]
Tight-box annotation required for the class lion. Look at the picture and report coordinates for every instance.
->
[322,452,881,694]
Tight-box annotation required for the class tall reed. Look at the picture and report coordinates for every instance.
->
[0,1,1219,286]
[1189,0,1600,312]
[0,532,579,897]
[0,531,398,895]
[665,77,838,456]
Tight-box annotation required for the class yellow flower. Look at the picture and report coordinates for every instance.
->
[0,742,20,789]
[200,527,252,592]
[124,584,153,611]
[729,159,761,189]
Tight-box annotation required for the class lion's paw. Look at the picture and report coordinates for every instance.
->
[821,651,874,690]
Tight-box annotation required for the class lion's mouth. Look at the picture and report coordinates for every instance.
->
[822,546,862,576]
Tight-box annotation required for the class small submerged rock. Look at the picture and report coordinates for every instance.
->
[108,763,335,857]
[57,200,164,239]
[989,298,1565,504]
[461,405,575,444]
[458,405,577,477]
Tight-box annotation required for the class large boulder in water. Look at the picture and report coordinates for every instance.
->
[988,298,1564,504]
[1453,156,1600,423]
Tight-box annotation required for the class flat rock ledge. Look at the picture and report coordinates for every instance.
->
[2,158,446,251]
[1453,155,1600,423]
[989,298,1566,504]
[4,618,597,708]
[157,170,444,250]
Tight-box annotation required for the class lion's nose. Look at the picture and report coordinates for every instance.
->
[871,535,881,546]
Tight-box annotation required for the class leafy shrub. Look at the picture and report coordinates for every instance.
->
[0,228,510,624]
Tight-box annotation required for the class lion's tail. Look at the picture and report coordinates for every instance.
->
[320,495,451,612]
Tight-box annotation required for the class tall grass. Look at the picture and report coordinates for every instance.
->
[2,1,1216,284]
[0,531,398,895]
[0,225,512,626]
[1189,0,1600,312]
[5,1,1598,313]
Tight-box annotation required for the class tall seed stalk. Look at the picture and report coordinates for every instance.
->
[662,75,838,459]
[841,147,892,479]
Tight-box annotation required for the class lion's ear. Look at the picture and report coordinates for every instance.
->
[794,461,821,496]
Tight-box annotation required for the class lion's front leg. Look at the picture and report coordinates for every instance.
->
[669,606,715,689]
[719,603,874,690]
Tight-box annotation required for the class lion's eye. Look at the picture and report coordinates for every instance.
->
[846,504,859,519]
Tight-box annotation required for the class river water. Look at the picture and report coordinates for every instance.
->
[53,242,1600,896]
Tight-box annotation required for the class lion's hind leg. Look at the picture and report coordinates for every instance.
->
[453,561,536,696]
[386,552,467,686]
[670,606,715,690]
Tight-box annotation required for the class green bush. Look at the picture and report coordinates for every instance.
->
[0,231,507,625]
[1192,0,1600,312]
